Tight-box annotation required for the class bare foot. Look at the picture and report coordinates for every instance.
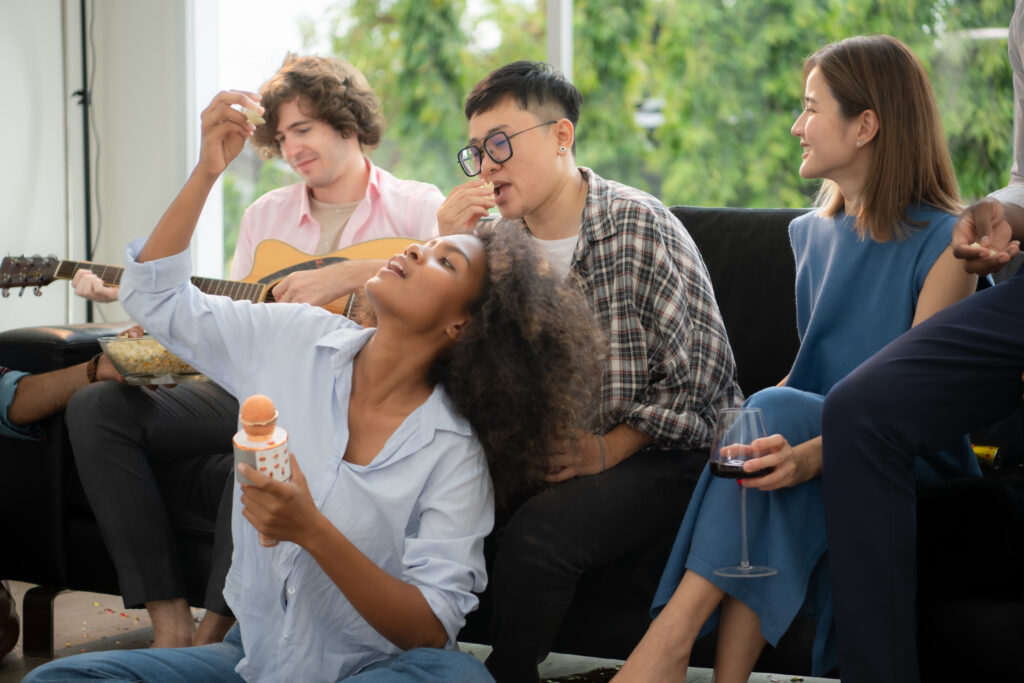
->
[193,610,236,646]
[146,598,194,648]
[612,621,689,683]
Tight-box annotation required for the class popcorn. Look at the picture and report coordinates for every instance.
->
[244,107,266,125]
[100,337,198,377]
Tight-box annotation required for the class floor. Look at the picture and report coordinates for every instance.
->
[0,581,838,682]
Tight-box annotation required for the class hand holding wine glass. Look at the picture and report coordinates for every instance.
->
[710,407,777,578]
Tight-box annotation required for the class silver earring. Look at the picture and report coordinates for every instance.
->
[559,146,567,152]
[856,140,862,147]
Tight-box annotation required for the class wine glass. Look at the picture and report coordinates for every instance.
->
[709,406,778,578]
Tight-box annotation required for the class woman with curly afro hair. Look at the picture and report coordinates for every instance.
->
[434,221,605,507]
[26,88,603,683]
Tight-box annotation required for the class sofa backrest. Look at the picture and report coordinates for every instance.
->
[670,206,809,397]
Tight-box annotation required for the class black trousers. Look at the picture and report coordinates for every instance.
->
[821,269,1024,683]
[484,445,707,683]
[66,381,238,614]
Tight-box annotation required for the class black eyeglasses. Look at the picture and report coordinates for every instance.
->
[457,120,558,176]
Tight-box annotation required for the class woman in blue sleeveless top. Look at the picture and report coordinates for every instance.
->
[614,35,980,682]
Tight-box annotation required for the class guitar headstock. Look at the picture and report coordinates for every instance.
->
[0,255,60,297]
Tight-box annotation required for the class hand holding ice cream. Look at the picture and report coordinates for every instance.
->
[233,394,291,546]
[238,452,321,550]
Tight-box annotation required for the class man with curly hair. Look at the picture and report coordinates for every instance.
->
[440,60,743,682]
[64,55,445,650]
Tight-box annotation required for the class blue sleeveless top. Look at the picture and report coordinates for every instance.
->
[787,204,979,482]
[788,204,954,395]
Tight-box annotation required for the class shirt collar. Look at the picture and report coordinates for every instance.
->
[578,166,617,244]
[364,157,383,201]
[314,326,473,440]
[296,156,379,223]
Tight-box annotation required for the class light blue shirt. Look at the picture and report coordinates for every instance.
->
[119,239,494,683]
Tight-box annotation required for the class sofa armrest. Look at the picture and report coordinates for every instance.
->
[0,322,130,373]
[0,321,129,584]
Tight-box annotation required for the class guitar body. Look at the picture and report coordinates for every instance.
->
[241,237,420,317]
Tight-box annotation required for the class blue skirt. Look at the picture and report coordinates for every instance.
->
[651,385,980,675]
[652,387,836,673]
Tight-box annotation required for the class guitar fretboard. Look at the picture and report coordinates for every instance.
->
[56,260,268,304]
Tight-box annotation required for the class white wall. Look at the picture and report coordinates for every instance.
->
[2,0,219,331]
[1,0,73,329]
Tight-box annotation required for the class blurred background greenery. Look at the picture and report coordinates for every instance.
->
[223,0,1015,269]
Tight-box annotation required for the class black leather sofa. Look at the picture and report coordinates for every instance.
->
[2,205,1022,677]
[0,322,220,658]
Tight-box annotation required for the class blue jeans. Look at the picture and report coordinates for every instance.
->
[24,626,493,682]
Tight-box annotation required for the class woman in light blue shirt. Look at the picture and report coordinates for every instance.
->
[25,91,602,683]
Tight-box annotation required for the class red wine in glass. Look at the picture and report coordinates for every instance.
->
[710,406,778,578]
[709,460,775,479]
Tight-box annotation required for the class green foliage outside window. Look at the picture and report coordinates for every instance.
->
[223,0,1015,266]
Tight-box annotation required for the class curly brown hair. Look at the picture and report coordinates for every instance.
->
[429,223,606,508]
[252,54,384,160]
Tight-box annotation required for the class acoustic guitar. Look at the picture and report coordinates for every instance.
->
[0,237,420,322]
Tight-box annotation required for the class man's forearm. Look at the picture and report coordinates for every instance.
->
[7,363,89,426]
[602,423,655,469]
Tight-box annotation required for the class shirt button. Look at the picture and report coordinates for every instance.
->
[287,587,296,595]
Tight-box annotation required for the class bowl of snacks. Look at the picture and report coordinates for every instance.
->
[98,335,208,386]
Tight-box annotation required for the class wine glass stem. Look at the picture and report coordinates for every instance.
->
[739,486,751,569]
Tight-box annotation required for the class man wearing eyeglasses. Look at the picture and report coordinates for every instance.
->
[439,60,743,683]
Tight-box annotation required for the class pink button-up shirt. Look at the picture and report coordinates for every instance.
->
[229,159,443,280]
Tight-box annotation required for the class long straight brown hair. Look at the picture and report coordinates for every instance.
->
[805,35,962,241]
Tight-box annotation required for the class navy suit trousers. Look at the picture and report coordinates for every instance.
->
[822,270,1024,683]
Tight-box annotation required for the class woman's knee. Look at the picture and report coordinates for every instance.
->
[744,386,824,442]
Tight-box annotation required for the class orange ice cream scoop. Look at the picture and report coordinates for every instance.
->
[240,394,278,440]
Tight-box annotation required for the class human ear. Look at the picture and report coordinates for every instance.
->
[445,317,470,342]
[555,119,575,154]
[856,110,879,146]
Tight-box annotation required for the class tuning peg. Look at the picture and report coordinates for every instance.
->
[1,289,8,298]
[18,287,25,297]
[34,287,43,296]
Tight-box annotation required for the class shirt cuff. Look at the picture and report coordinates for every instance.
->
[988,184,1024,210]
[122,237,194,294]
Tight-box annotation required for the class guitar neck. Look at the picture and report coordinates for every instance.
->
[57,260,123,286]
[57,260,269,304]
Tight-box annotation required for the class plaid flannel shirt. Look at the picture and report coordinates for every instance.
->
[569,168,742,450]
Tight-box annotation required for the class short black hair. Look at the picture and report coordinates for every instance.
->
[464,60,581,127]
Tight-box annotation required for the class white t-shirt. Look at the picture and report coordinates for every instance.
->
[529,232,580,281]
